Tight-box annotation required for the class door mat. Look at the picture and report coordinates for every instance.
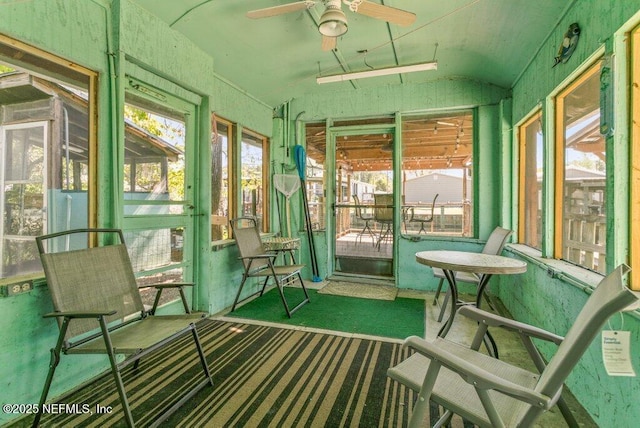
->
[318,281,397,300]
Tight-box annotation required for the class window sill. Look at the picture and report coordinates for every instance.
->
[210,232,277,251]
[507,244,640,319]
[211,239,235,251]
[506,244,604,289]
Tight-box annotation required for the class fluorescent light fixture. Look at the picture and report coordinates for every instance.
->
[317,61,438,84]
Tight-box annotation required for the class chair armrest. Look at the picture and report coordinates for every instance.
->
[239,253,277,260]
[141,282,194,290]
[458,306,564,345]
[43,310,117,319]
[403,336,553,409]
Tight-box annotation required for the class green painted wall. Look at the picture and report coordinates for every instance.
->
[292,79,508,121]
[506,1,640,426]
[0,1,272,424]
[0,1,114,422]
[1,0,639,426]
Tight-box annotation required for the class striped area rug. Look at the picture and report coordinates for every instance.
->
[25,319,428,427]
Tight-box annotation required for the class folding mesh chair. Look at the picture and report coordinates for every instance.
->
[230,217,309,317]
[33,229,212,427]
[389,264,639,427]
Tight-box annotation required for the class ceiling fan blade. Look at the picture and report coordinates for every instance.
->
[322,35,337,51]
[246,1,315,19]
[353,1,416,26]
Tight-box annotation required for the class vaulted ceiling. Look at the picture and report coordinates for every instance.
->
[131,0,573,107]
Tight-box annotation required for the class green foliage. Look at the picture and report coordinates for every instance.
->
[123,105,186,199]
[0,64,15,74]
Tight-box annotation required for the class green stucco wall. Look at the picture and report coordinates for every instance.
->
[507,1,640,426]
[0,1,272,424]
[1,0,640,426]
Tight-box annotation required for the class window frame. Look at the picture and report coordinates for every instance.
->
[211,115,233,240]
[0,34,98,230]
[553,60,604,270]
[238,127,269,232]
[0,34,98,281]
[517,110,543,249]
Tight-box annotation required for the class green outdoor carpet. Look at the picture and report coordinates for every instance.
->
[227,288,425,339]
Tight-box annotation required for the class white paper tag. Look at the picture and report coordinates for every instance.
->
[602,331,636,377]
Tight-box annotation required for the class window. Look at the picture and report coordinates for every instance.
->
[0,36,95,279]
[518,111,543,249]
[240,130,268,231]
[123,102,186,215]
[401,112,473,236]
[554,62,606,273]
[303,122,327,231]
[211,117,231,240]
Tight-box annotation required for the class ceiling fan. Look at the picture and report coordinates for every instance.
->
[247,0,416,51]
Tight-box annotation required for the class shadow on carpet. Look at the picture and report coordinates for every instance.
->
[227,288,425,339]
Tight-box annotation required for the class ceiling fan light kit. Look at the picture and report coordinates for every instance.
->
[246,1,416,50]
[318,0,348,37]
[316,61,438,84]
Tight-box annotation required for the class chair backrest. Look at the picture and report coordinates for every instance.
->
[481,226,512,255]
[410,193,439,221]
[353,194,364,218]
[230,217,269,272]
[374,193,393,222]
[37,229,145,341]
[528,265,638,422]
[428,193,439,216]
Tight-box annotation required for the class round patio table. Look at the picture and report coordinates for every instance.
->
[416,250,527,356]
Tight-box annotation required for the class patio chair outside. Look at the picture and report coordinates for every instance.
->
[433,226,512,322]
[230,217,309,317]
[374,193,394,249]
[33,229,213,428]
[388,264,639,428]
[353,194,375,245]
[407,193,439,234]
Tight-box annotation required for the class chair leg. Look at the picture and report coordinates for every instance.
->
[356,220,375,246]
[151,288,163,315]
[364,221,375,243]
[191,325,214,386]
[408,360,442,428]
[32,318,70,428]
[231,276,249,311]
[432,278,445,305]
[437,288,450,323]
[178,286,191,314]
[275,272,310,318]
[99,317,135,428]
[274,278,292,318]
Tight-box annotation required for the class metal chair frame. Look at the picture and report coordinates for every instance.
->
[389,265,638,428]
[33,229,212,428]
[230,217,309,317]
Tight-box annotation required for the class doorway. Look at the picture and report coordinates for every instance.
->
[122,80,200,309]
[330,123,396,279]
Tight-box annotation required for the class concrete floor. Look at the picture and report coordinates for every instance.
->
[398,288,598,428]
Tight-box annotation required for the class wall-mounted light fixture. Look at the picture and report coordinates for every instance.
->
[317,61,437,84]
